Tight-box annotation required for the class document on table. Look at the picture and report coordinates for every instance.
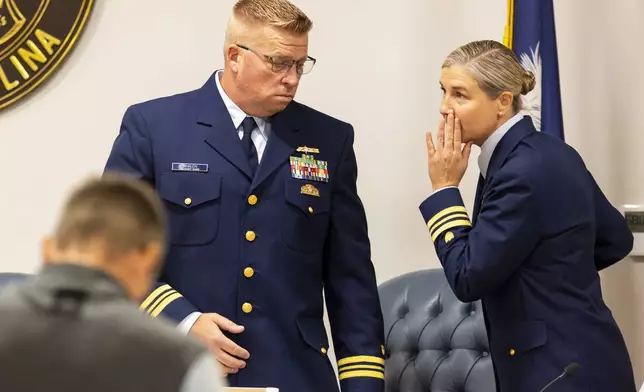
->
[224,388,279,392]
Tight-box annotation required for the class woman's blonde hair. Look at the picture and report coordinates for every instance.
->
[442,40,535,113]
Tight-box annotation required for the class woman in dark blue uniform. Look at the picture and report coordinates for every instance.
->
[421,39,636,392]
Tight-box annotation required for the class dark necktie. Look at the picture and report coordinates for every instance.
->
[472,174,486,224]
[241,116,258,176]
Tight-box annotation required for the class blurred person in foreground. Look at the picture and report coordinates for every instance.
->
[420,39,636,392]
[103,0,385,391]
[0,174,225,392]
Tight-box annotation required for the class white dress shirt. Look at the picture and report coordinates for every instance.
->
[176,70,271,334]
[215,69,270,159]
[477,112,524,178]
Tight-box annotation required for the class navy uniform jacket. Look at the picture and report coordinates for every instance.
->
[419,116,636,392]
[103,72,385,392]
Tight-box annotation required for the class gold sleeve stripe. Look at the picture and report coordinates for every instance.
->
[426,206,468,232]
[431,220,472,242]
[339,364,384,372]
[337,355,385,367]
[339,361,384,371]
[338,370,385,380]
[145,289,179,315]
[430,213,470,235]
[139,284,171,311]
[150,292,183,317]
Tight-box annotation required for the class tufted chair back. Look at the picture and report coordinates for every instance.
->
[378,269,496,392]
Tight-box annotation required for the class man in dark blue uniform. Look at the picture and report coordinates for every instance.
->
[103,1,384,391]
[422,40,636,391]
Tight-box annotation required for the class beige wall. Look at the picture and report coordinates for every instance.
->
[0,0,641,384]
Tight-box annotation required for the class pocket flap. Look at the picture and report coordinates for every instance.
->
[501,321,547,356]
[285,179,331,215]
[159,172,221,208]
[296,316,329,353]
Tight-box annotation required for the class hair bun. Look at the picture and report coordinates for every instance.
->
[521,70,536,94]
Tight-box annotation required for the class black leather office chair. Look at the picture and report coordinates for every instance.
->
[378,269,496,392]
[0,273,30,292]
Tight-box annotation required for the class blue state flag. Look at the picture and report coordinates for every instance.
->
[504,0,564,140]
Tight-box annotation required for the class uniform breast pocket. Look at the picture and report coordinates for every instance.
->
[158,172,222,246]
[281,178,331,253]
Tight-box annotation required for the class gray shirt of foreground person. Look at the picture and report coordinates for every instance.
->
[0,264,225,392]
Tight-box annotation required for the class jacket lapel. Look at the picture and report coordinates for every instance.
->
[198,74,253,179]
[474,116,536,220]
[472,174,485,224]
[250,103,300,191]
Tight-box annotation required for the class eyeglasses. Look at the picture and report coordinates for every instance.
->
[236,44,316,75]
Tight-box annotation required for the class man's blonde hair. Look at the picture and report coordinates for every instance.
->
[225,0,313,46]
[53,173,167,257]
